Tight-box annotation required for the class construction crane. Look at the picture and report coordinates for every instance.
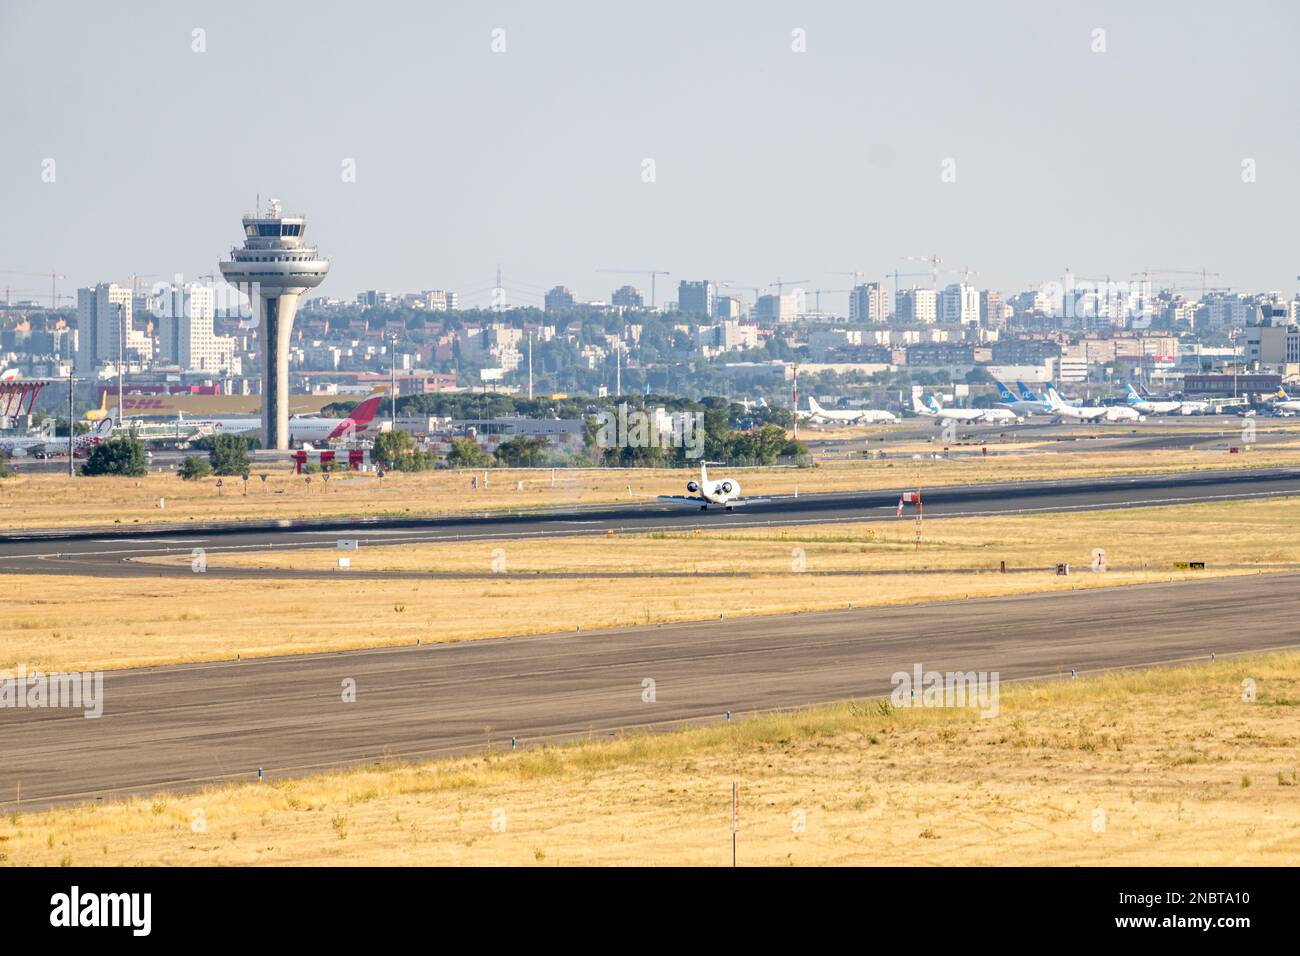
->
[904,254,943,289]
[769,276,810,296]
[890,269,932,303]
[128,273,159,297]
[0,270,67,309]
[719,282,762,304]
[2,287,39,307]
[945,265,979,284]
[805,288,854,316]
[831,270,866,286]
[597,268,670,308]
[1133,267,1222,299]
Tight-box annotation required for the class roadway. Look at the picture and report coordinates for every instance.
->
[2,573,1297,811]
[1,467,1297,577]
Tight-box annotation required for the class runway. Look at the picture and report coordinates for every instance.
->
[2,466,1298,577]
[2,572,1298,812]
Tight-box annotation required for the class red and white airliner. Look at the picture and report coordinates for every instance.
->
[183,387,388,446]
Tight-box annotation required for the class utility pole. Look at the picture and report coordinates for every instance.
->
[66,367,74,478]
[527,331,533,400]
[615,343,621,397]
[389,330,397,434]
[117,302,124,425]
[792,363,799,440]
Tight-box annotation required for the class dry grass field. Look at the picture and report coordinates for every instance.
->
[7,496,1300,674]
[2,435,1299,531]
[3,652,1296,866]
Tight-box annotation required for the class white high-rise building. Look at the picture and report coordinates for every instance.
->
[156,284,238,373]
[76,282,153,375]
[896,287,938,325]
[939,283,980,326]
[754,293,798,323]
[848,282,889,324]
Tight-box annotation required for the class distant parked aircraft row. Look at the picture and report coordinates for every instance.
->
[795,377,1219,428]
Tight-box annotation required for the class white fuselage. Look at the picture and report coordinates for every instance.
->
[916,399,1016,424]
[1056,402,1142,422]
[805,409,898,425]
[0,435,53,456]
[802,399,897,425]
[691,474,740,506]
[999,399,1049,416]
[288,415,374,445]
[1129,398,1182,415]
[185,417,261,435]
[1046,389,1143,423]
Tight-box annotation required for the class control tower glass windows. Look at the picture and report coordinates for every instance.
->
[242,221,303,238]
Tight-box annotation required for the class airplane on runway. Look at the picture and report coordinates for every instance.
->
[799,396,898,425]
[1045,388,1144,423]
[175,387,387,445]
[994,379,1050,416]
[0,410,118,457]
[1124,384,1209,416]
[658,461,744,510]
[913,393,1019,424]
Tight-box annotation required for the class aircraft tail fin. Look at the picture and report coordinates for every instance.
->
[346,387,387,427]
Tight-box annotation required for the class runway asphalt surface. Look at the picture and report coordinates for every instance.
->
[2,572,1298,811]
[2,467,1299,577]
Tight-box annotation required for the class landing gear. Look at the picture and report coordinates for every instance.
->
[699,504,708,511]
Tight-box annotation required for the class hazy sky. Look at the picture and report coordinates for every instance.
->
[2,0,1297,311]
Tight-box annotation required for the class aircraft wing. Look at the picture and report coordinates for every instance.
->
[656,495,766,508]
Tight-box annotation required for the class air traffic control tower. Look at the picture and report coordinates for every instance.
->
[219,199,329,449]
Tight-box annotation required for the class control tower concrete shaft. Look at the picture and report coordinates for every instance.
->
[219,199,329,449]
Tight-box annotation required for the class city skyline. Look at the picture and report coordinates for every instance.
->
[2,1,1298,307]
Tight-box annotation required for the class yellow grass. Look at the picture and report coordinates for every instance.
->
[8,496,1300,674]
[4,652,1297,865]
[3,434,1300,530]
